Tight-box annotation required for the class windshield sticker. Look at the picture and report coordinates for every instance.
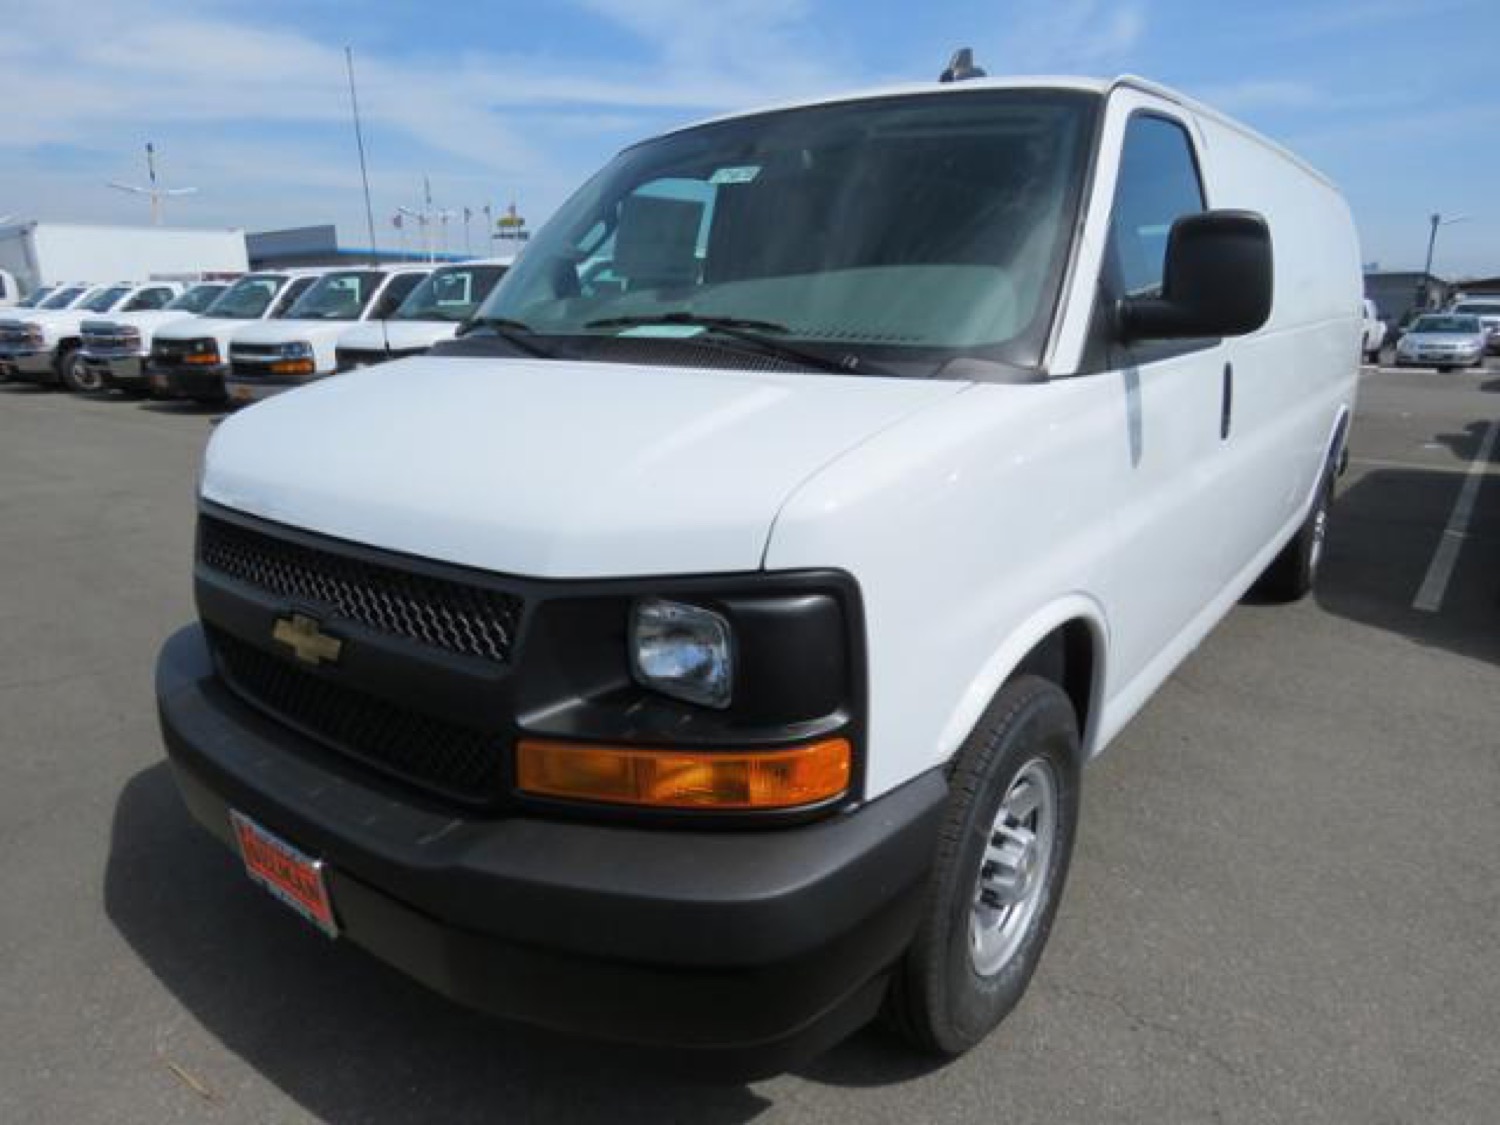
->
[709,165,761,185]
[620,324,707,339]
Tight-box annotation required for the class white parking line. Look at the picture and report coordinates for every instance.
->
[1412,418,1500,613]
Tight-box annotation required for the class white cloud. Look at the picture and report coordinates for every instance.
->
[0,0,854,238]
[982,0,1147,75]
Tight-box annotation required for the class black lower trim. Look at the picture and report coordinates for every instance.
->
[156,624,945,1068]
[150,361,229,399]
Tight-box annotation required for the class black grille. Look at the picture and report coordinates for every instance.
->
[198,514,523,664]
[210,628,502,802]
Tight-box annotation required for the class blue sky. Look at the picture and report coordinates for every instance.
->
[2,0,1497,276]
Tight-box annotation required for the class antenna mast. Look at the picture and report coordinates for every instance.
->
[345,47,381,265]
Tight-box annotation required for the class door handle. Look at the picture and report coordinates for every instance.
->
[1220,362,1233,440]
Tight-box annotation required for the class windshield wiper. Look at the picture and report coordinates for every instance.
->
[583,313,887,376]
[459,316,553,359]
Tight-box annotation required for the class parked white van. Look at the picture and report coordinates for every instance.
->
[223,265,431,402]
[148,271,324,403]
[157,67,1362,1071]
[0,280,183,388]
[334,258,513,371]
[76,281,231,394]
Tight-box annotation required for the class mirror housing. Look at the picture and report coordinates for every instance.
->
[1117,210,1273,341]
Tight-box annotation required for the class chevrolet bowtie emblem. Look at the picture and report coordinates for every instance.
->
[272,613,343,666]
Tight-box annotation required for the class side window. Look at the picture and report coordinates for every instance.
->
[126,287,172,311]
[1107,114,1205,299]
[372,273,422,319]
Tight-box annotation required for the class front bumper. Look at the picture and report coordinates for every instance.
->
[83,352,147,389]
[156,624,943,1072]
[147,361,230,401]
[0,346,56,380]
[1394,352,1483,367]
[224,372,324,405]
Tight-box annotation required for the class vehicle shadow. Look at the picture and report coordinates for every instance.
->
[105,764,936,1122]
[136,399,226,418]
[1316,454,1500,666]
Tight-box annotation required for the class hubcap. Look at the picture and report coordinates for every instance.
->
[970,758,1058,977]
[1309,499,1329,573]
[69,356,101,392]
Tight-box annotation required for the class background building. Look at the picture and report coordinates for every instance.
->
[246,225,470,269]
[1364,270,1453,326]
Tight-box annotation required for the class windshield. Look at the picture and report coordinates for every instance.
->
[394,265,508,322]
[1414,315,1481,334]
[80,286,131,313]
[288,270,385,320]
[1453,302,1500,316]
[167,284,227,312]
[17,287,54,308]
[39,286,85,309]
[476,90,1098,375]
[205,274,287,319]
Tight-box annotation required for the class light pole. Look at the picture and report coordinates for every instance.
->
[1417,213,1469,310]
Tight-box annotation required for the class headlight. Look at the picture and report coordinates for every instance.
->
[629,598,734,709]
[280,341,314,359]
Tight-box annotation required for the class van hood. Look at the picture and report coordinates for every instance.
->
[230,318,361,347]
[157,316,257,342]
[338,319,457,353]
[202,356,966,578]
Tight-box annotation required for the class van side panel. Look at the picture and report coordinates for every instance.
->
[1191,112,1363,582]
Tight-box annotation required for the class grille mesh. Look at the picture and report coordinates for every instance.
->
[210,628,502,801]
[198,515,522,664]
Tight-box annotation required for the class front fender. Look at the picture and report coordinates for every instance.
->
[933,593,1110,765]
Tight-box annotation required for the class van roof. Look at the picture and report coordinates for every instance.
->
[665,73,1336,191]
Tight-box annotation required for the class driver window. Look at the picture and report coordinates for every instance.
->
[1107,114,1206,299]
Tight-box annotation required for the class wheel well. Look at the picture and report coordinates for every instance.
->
[1010,619,1096,750]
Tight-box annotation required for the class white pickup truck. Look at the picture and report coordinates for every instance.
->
[334,258,513,371]
[223,265,431,403]
[148,271,324,404]
[0,281,183,389]
[157,66,1361,1071]
[74,282,231,394]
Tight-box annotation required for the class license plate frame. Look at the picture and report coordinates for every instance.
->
[230,811,339,937]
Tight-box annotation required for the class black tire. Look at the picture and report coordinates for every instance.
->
[885,674,1080,1056]
[1254,460,1334,601]
[58,346,103,395]
[1437,364,1453,373]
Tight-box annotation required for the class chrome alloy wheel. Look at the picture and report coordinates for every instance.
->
[67,352,103,393]
[970,757,1058,977]
[1309,501,1329,574]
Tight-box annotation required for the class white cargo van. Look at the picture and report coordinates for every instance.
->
[148,271,324,403]
[0,281,183,388]
[334,258,513,371]
[223,265,431,403]
[157,69,1362,1071]
[76,282,231,394]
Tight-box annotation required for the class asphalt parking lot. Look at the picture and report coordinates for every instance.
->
[2,359,1497,1124]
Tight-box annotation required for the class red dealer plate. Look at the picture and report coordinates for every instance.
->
[230,811,339,937]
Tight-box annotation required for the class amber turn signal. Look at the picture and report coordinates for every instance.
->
[269,359,316,376]
[515,737,852,810]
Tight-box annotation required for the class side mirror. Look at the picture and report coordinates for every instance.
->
[1118,210,1273,341]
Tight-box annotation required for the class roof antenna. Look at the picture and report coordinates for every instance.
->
[940,48,987,83]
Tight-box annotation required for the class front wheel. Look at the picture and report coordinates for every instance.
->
[59,348,104,394]
[885,675,1080,1056]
